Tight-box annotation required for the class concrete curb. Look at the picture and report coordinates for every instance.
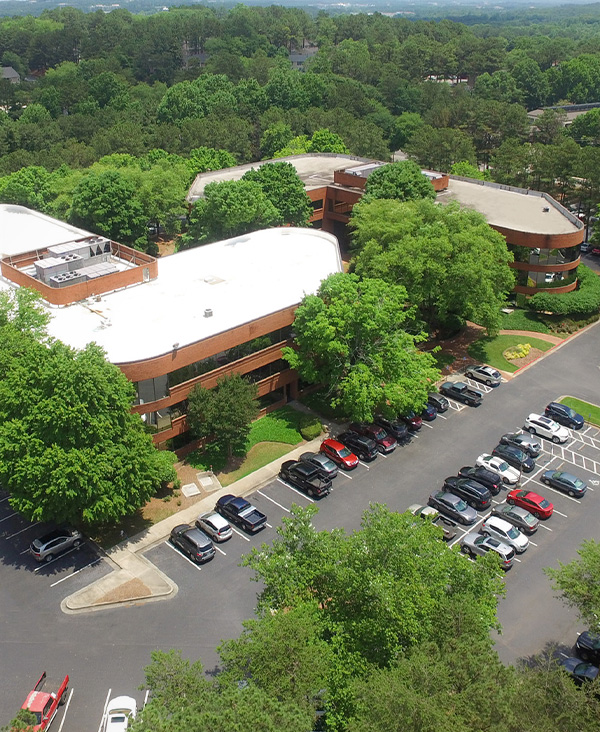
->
[62,435,328,613]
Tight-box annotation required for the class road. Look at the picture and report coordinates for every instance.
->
[0,322,599,729]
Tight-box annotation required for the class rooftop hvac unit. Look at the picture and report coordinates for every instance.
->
[204,308,213,318]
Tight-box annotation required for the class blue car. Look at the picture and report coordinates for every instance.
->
[421,404,437,421]
[541,470,587,498]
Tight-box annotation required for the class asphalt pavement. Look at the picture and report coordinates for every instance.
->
[1,321,599,731]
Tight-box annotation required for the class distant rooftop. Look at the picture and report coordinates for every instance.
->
[187,153,375,202]
[442,178,581,236]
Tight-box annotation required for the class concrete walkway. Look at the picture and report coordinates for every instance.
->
[498,329,564,345]
[62,434,329,613]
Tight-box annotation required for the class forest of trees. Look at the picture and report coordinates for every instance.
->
[3,3,600,250]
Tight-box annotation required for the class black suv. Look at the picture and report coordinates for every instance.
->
[374,416,410,442]
[492,443,535,473]
[457,466,502,496]
[279,460,332,498]
[337,431,379,461]
[545,402,584,430]
[170,524,215,563]
[443,477,492,511]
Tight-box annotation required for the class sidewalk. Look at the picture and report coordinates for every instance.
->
[62,434,330,613]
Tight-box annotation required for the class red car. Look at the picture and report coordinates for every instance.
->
[507,489,553,519]
[320,438,359,469]
[21,672,69,730]
[400,412,423,431]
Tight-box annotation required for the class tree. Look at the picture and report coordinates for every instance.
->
[132,649,312,732]
[406,125,477,172]
[260,122,293,159]
[545,539,600,631]
[0,165,51,210]
[181,179,280,248]
[1,709,38,732]
[450,161,489,180]
[390,112,424,150]
[282,273,440,421]
[69,169,147,246]
[187,146,237,178]
[567,108,600,146]
[350,198,514,335]
[242,162,312,226]
[363,160,436,203]
[187,373,258,459]
[0,325,176,527]
[241,503,505,729]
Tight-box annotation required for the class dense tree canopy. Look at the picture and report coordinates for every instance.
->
[241,161,312,226]
[282,272,440,421]
[363,160,436,203]
[350,198,514,335]
[0,291,176,527]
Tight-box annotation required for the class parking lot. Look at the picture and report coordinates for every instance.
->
[1,325,600,731]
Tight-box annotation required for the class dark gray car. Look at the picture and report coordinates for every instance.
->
[170,524,215,563]
[491,504,539,535]
[428,490,478,525]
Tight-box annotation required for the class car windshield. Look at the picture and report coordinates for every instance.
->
[455,498,468,512]
[339,447,351,458]
[573,479,584,488]
[507,526,520,539]
[374,428,386,439]
[564,406,576,417]
[523,514,537,525]
[497,461,509,471]
[539,499,551,508]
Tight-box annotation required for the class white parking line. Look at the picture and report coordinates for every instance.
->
[358,460,371,468]
[214,545,226,556]
[20,547,30,555]
[50,558,102,587]
[257,489,291,512]
[554,509,568,518]
[265,522,273,528]
[143,689,150,707]
[338,471,353,479]
[513,557,522,563]
[57,687,74,732]
[33,545,79,571]
[529,541,538,547]
[378,451,389,458]
[0,511,18,523]
[5,521,40,539]
[422,422,434,429]
[0,495,10,503]
[533,481,582,504]
[276,479,315,503]
[539,524,553,531]
[438,414,447,420]
[230,525,250,541]
[165,540,202,570]
[97,689,111,732]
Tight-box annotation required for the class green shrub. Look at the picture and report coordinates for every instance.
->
[299,415,323,440]
[504,343,531,360]
[529,265,600,316]
[438,313,465,338]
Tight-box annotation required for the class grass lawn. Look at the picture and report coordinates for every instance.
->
[500,309,551,334]
[560,397,600,427]
[186,405,311,479]
[468,334,555,373]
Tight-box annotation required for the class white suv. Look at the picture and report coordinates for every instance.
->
[481,515,529,554]
[524,413,569,444]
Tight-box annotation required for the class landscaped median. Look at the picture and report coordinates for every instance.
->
[467,334,556,373]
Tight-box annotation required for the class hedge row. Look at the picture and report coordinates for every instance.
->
[528,265,600,316]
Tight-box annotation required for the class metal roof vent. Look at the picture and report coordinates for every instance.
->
[204,308,213,318]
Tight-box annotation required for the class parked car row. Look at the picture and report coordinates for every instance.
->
[423,405,587,571]
[561,628,600,685]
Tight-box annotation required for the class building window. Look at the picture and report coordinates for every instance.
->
[166,326,293,388]
[136,374,168,404]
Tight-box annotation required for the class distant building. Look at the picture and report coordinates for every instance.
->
[528,102,600,128]
[1,66,20,84]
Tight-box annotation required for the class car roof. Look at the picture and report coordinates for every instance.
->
[323,438,345,450]
[485,515,513,532]
[37,528,72,543]
[198,511,229,528]
[107,696,136,713]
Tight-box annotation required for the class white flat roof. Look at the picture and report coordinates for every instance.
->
[443,179,581,236]
[187,153,374,202]
[40,227,342,364]
[0,204,94,257]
